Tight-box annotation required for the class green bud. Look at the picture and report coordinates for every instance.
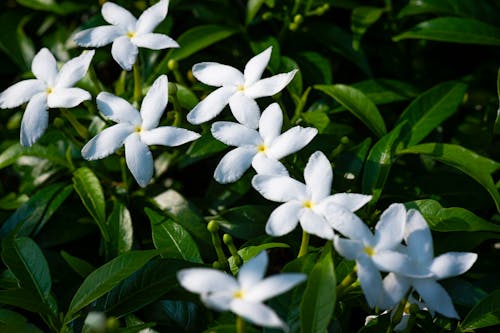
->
[106,317,120,330]
[187,70,196,83]
[340,136,350,145]
[293,14,303,24]
[212,261,222,269]
[223,233,233,245]
[167,59,178,71]
[168,82,178,96]
[207,220,219,233]
[288,22,299,31]
[53,117,65,128]
[262,12,273,20]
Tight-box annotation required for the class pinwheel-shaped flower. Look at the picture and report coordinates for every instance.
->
[252,151,371,239]
[211,103,317,183]
[74,0,178,70]
[81,75,200,187]
[187,47,297,129]
[0,48,94,147]
[380,209,477,318]
[177,251,306,331]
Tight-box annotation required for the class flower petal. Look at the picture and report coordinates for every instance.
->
[259,103,282,144]
[201,291,233,311]
[97,92,141,125]
[132,33,179,49]
[192,62,244,87]
[81,123,134,160]
[55,50,95,89]
[299,209,334,240]
[430,252,477,280]
[326,193,372,212]
[252,174,307,202]
[102,2,136,30]
[111,36,138,71]
[124,133,153,187]
[404,209,434,266]
[413,278,459,318]
[228,92,260,129]
[266,126,317,160]
[231,300,286,329]
[140,75,168,130]
[372,250,428,277]
[373,203,406,250]
[136,0,168,33]
[211,121,261,147]
[246,273,306,302]
[244,46,272,86]
[20,93,48,147]
[74,26,122,47]
[333,237,364,260]
[304,151,332,202]
[251,154,289,176]
[0,79,45,108]
[379,273,411,309]
[238,251,268,291]
[32,48,58,85]
[323,204,372,242]
[177,268,239,294]
[186,86,235,124]
[47,88,91,108]
[244,69,298,99]
[214,147,255,184]
[265,201,303,237]
[141,126,200,146]
[357,256,384,308]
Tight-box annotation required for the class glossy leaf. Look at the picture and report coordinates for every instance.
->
[60,251,95,278]
[107,201,133,258]
[461,290,500,330]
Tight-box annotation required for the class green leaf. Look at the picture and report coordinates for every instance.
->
[397,143,500,212]
[281,56,302,98]
[0,289,51,314]
[0,143,69,170]
[397,81,467,145]
[203,324,261,333]
[66,249,159,321]
[461,290,500,331]
[315,84,386,137]
[72,167,108,241]
[0,193,29,210]
[350,79,419,106]
[0,12,34,70]
[0,309,44,333]
[146,208,202,263]
[107,200,133,258]
[250,37,281,73]
[300,243,336,333]
[213,205,270,240]
[246,0,266,24]
[405,199,500,232]
[494,66,500,135]
[295,51,332,85]
[178,133,227,168]
[228,242,290,274]
[351,7,384,50]
[16,0,86,15]
[60,251,95,278]
[393,17,500,46]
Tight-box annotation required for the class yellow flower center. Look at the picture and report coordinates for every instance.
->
[237,84,245,92]
[134,125,142,133]
[46,87,53,94]
[127,31,136,38]
[257,144,267,153]
[303,200,314,209]
[233,290,245,299]
[363,246,375,256]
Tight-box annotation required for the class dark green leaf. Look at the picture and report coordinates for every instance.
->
[178,133,227,168]
[246,0,267,24]
[0,193,29,210]
[351,7,384,50]
[281,56,302,98]
[250,37,281,73]
[107,200,133,258]
[228,242,290,274]
[0,309,44,333]
[461,290,500,330]
[0,12,34,70]
[0,289,51,314]
[203,324,261,333]
[295,51,332,85]
[60,251,95,278]
[494,66,500,135]
[214,205,270,240]
[315,84,386,137]
[175,83,199,110]
[350,79,419,106]
[0,143,69,170]
[16,0,86,14]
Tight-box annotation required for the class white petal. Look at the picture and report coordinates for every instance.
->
[259,103,283,145]
[265,201,303,237]
[74,26,122,47]
[357,256,384,308]
[192,62,244,87]
[372,250,428,277]
[430,252,477,280]
[141,127,200,146]
[0,79,45,108]
[323,204,372,242]
[187,86,235,124]
[124,133,153,187]
[373,203,406,250]
[413,279,459,318]
[140,75,168,130]
[228,92,260,129]
[245,70,298,99]
[102,2,137,30]
[31,48,57,85]
[111,36,138,71]
[47,88,91,108]
[238,251,268,291]
[267,126,317,160]
[299,209,334,240]
[201,291,233,311]
[97,92,141,125]
[405,209,434,266]
[244,47,272,87]
[245,273,306,302]
[81,123,134,160]
[333,237,364,260]
[55,50,95,88]
[20,93,48,147]
[211,121,261,147]
[214,147,255,184]
[230,299,285,329]
[251,154,289,176]
[380,273,411,309]
[326,193,372,212]
[304,151,332,202]
[252,174,307,202]
[132,33,179,49]
[177,268,239,294]
[136,0,168,34]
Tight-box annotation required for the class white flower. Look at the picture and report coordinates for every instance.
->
[81,75,200,187]
[252,151,371,239]
[333,204,428,308]
[187,47,297,128]
[0,48,94,147]
[177,251,306,331]
[74,0,178,71]
[211,103,317,183]
[380,209,477,318]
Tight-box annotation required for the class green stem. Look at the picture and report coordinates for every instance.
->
[336,269,357,298]
[133,60,142,105]
[207,221,229,269]
[236,316,246,333]
[60,109,88,140]
[297,231,310,257]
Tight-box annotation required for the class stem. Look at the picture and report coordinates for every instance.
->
[236,316,246,333]
[297,231,310,257]
[133,59,142,105]
[60,109,88,140]
[336,269,357,298]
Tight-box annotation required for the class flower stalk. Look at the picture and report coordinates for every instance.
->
[207,220,229,270]
[297,230,310,257]
[236,315,246,333]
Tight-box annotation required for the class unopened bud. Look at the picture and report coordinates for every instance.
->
[262,12,273,20]
[223,234,233,245]
[167,59,178,71]
[288,22,299,31]
[293,14,303,24]
[207,220,219,233]
[168,82,177,96]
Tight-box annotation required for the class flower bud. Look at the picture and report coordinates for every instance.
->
[288,22,299,31]
[207,220,219,233]
[223,233,233,245]
[262,12,273,20]
[167,59,178,71]
[293,14,303,24]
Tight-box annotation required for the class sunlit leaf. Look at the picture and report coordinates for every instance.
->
[461,290,500,331]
